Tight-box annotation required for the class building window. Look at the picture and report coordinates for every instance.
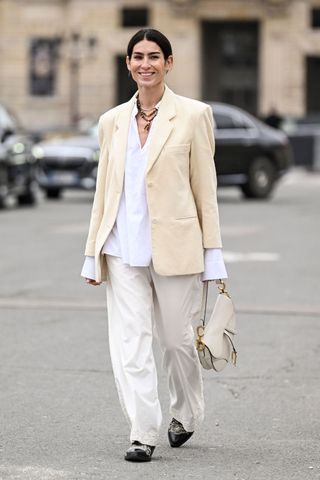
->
[29,38,59,96]
[202,21,259,115]
[121,8,149,27]
[116,54,137,104]
[306,56,320,113]
[311,8,320,28]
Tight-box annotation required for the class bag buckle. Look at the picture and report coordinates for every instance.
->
[216,279,230,298]
[196,325,205,351]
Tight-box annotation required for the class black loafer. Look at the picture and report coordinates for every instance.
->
[124,441,155,462]
[168,418,194,448]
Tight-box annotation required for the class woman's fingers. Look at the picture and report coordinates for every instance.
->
[85,278,101,286]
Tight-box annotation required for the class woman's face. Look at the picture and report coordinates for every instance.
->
[126,39,173,90]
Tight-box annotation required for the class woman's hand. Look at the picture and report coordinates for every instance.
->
[85,278,101,286]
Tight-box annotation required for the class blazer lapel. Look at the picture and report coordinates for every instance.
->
[111,86,176,186]
[146,86,176,174]
[112,96,136,191]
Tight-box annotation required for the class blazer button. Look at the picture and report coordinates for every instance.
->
[152,219,157,224]
[147,181,153,188]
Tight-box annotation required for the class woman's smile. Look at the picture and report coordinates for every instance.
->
[127,39,172,89]
[139,72,155,77]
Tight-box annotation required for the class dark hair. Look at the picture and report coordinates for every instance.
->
[127,29,173,60]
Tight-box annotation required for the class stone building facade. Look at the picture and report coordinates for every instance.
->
[0,0,320,131]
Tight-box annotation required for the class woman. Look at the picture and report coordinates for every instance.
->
[81,28,227,462]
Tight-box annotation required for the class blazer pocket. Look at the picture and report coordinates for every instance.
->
[175,215,197,220]
[164,144,190,153]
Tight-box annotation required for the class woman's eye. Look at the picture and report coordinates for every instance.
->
[132,54,160,61]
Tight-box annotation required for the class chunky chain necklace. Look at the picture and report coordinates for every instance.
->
[137,96,158,131]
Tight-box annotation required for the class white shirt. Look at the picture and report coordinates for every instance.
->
[102,102,154,265]
[81,100,227,281]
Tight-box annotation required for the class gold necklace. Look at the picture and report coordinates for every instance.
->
[137,97,158,131]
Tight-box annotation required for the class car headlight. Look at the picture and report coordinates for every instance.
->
[32,146,45,159]
[12,142,25,154]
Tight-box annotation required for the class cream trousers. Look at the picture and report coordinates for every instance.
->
[105,254,204,446]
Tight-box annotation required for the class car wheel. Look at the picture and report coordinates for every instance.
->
[17,181,39,206]
[241,157,276,199]
[45,188,62,199]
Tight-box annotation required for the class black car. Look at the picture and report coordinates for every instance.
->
[210,102,292,198]
[35,127,99,199]
[35,103,292,200]
[0,104,39,208]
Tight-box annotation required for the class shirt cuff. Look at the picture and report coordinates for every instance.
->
[81,256,96,280]
[201,248,228,282]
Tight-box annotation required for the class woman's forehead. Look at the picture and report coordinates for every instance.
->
[132,39,162,54]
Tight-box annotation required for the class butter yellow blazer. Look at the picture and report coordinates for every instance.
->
[84,86,222,282]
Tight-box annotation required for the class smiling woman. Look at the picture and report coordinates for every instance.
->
[80,28,228,463]
[125,30,173,146]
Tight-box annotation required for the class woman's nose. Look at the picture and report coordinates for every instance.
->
[141,57,151,68]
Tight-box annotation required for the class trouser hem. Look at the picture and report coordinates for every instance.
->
[170,407,205,432]
[130,430,159,447]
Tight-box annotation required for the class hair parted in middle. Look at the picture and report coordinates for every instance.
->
[127,29,173,60]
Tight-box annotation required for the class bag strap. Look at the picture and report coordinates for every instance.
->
[200,281,209,327]
[200,280,230,327]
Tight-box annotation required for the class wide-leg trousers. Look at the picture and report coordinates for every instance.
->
[105,254,204,446]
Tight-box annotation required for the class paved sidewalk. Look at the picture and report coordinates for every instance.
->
[1,305,319,480]
[1,171,320,479]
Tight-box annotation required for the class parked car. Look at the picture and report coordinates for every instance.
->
[209,102,292,198]
[34,126,99,199]
[0,104,39,208]
[34,102,292,200]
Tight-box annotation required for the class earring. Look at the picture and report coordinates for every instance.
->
[128,71,131,78]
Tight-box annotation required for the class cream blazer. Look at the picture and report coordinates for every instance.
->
[84,86,222,282]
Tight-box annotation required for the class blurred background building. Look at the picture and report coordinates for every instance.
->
[0,0,320,132]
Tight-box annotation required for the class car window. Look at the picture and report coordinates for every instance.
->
[214,113,236,129]
[214,111,255,130]
[235,113,255,129]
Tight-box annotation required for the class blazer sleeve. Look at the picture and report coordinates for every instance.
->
[84,117,109,256]
[189,105,222,248]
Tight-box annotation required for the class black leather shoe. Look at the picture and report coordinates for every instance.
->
[124,441,155,462]
[168,418,194,448]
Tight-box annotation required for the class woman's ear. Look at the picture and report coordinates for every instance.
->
[126,55,131,73]
[165,55,173,73]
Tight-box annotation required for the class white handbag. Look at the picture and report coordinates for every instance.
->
[196,280,237,372]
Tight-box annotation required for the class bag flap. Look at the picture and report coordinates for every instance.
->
[202,293,236,358]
